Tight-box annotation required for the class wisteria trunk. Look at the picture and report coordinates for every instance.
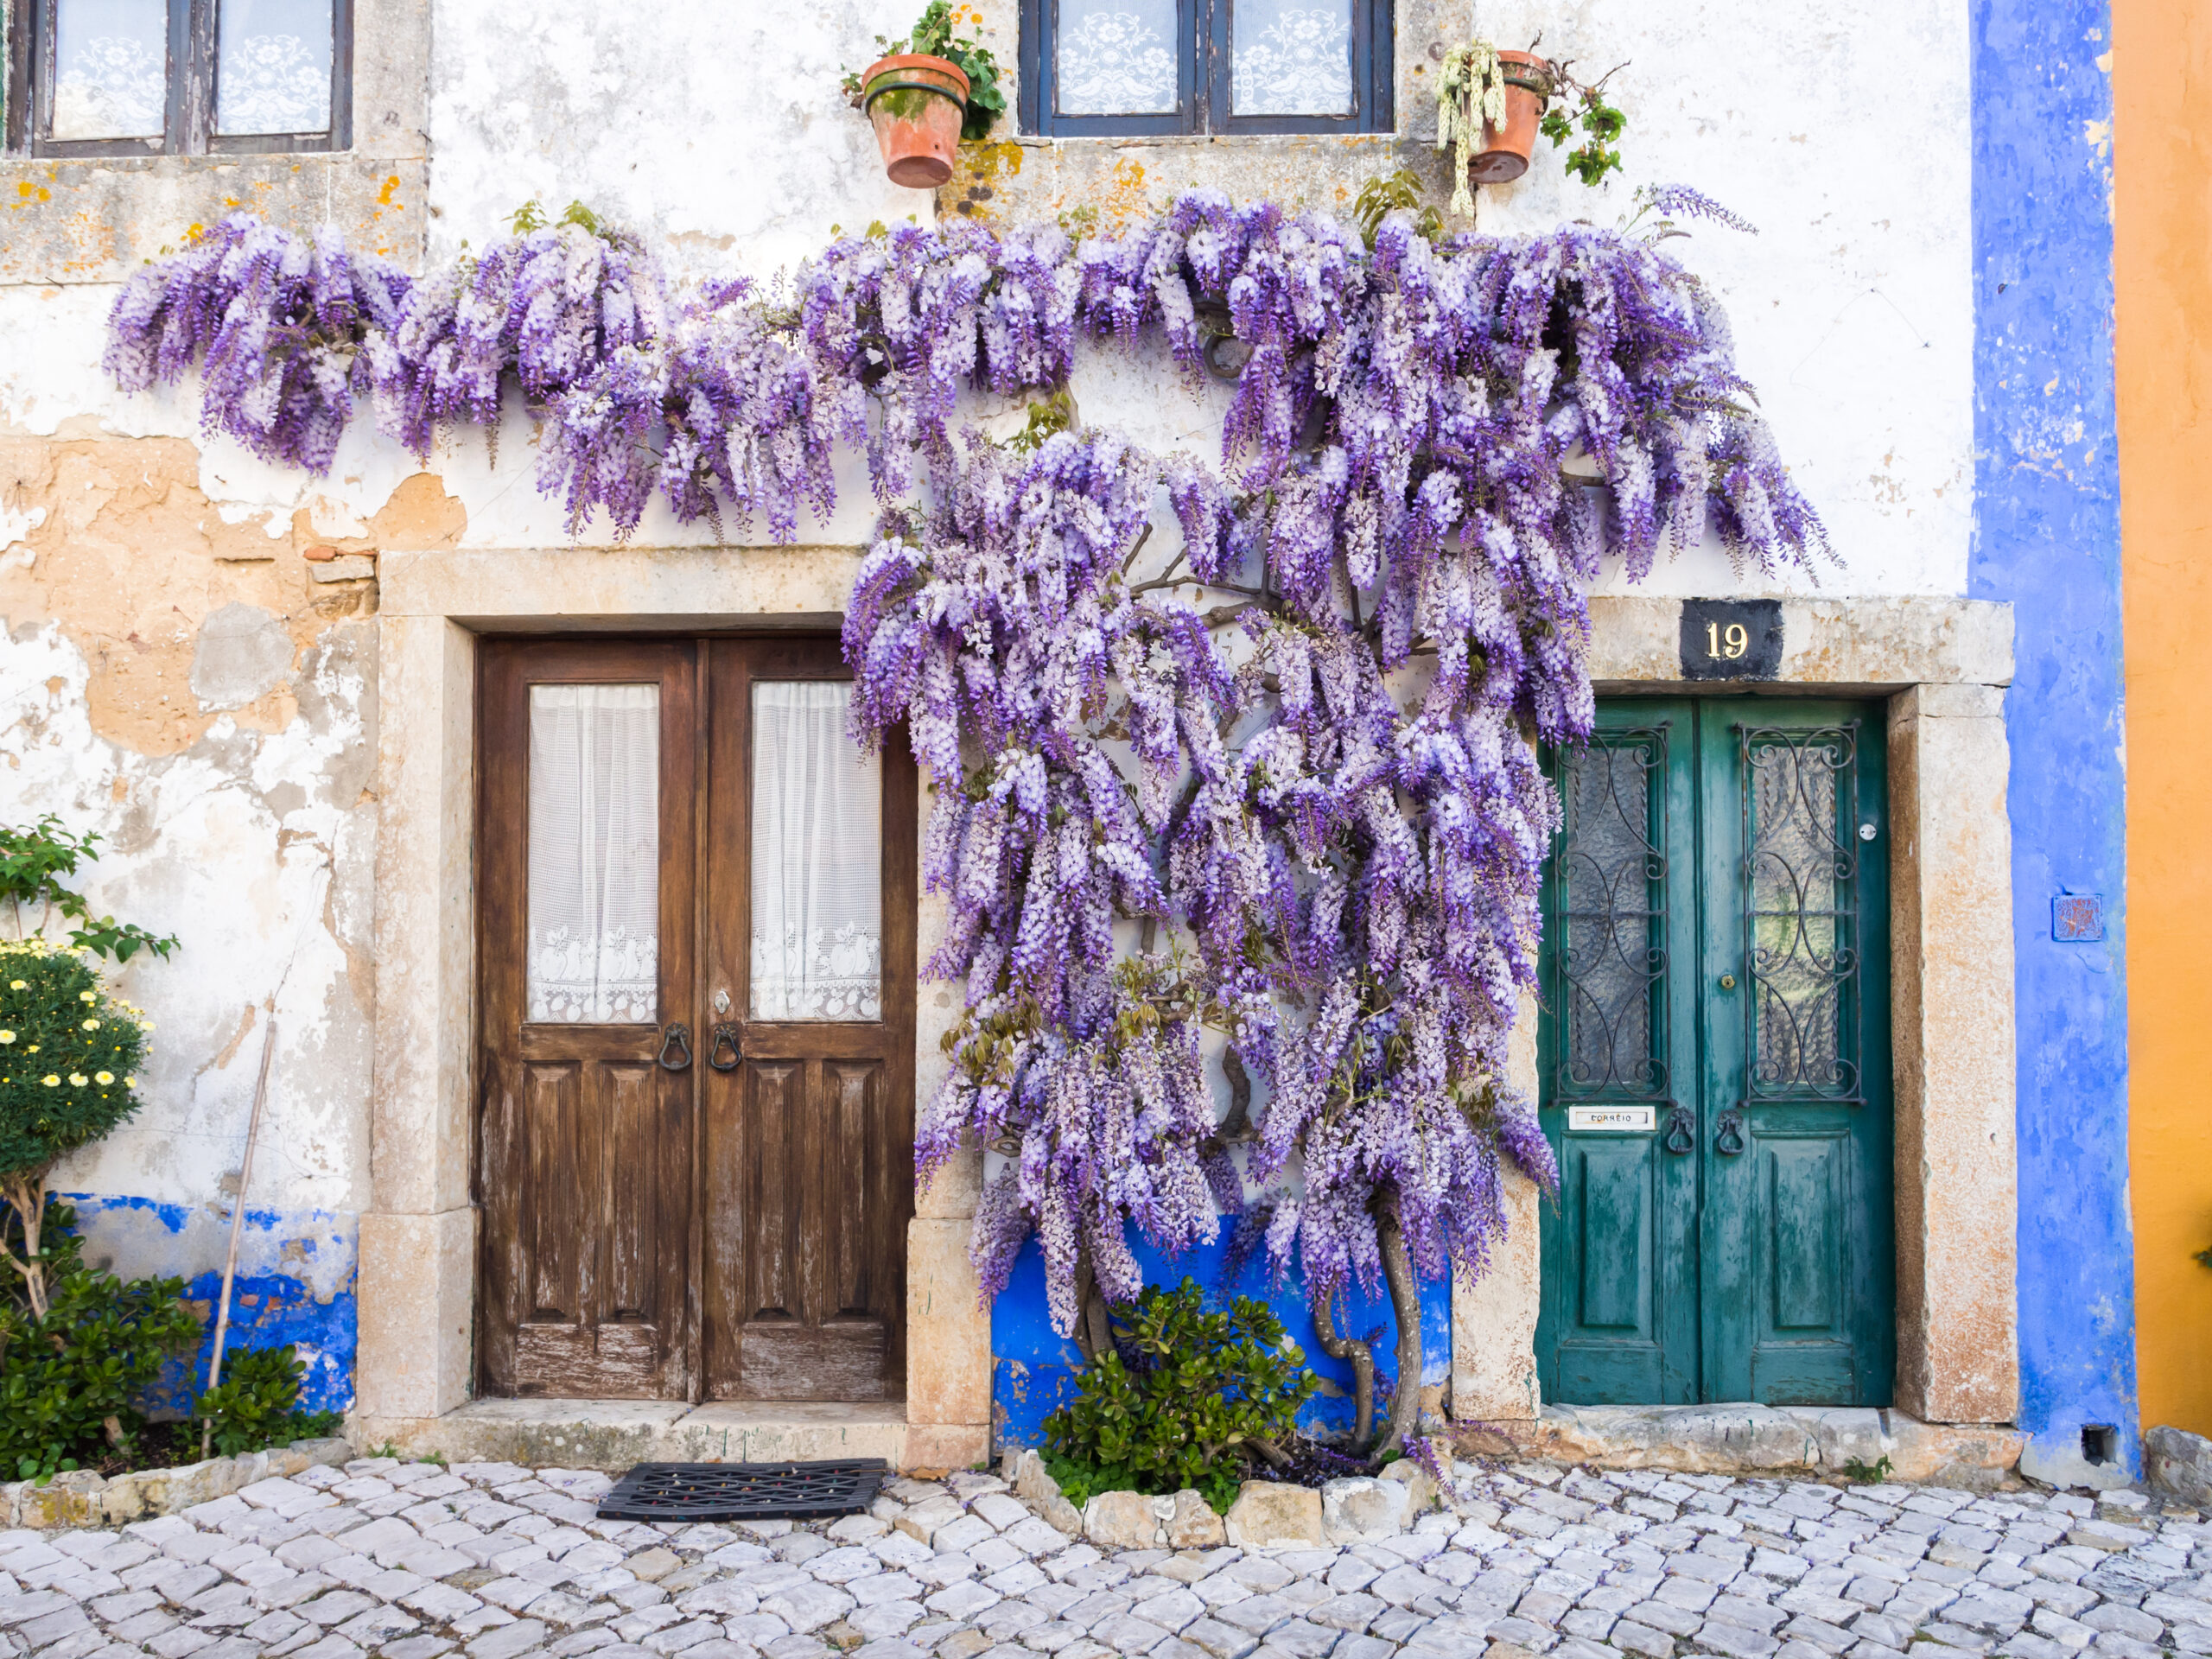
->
[1371,1193,1426,1463]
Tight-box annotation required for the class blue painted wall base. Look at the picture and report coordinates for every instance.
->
[990,1228,1452,1452]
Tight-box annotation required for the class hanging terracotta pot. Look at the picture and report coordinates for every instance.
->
[861,54,970,189]
[1469,51,1555,185]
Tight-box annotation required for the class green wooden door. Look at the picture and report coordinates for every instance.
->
[1535,697,1894,1407]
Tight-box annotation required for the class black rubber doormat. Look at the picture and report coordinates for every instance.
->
[596,1459,889,1522]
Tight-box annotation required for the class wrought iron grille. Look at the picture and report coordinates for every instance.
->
[1738,723,1861,1103]
[596,1459,888,1522]
[1554,727,1670,1101]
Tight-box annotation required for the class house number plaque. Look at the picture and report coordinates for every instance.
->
[1679,598,1783,681]
[1567,1105,1658,1132]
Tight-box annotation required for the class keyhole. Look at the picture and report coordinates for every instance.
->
[1719,974,1737,990]
[713,988,731,1014]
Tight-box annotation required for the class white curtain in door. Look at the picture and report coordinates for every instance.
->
[751,681,882,1021]
[527,683,661,1023]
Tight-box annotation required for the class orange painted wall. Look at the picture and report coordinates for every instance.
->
[2117,0,2212,1439]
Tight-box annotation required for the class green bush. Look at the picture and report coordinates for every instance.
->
[196,1344,342,1458]
[0,938,156,1317]
[0,1202,200,1479]
[1041,1278,1319,1515]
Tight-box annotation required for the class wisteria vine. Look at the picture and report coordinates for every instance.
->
[107,187,1825,1456]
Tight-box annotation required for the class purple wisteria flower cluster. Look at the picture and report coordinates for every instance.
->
[106,192,1826,1444]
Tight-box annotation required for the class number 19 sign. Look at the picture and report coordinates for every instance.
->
[1678,598,1783,681]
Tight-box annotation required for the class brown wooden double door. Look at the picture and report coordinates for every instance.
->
[476,637,916,1402]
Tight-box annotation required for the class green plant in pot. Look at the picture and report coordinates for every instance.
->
[842,2,1006,190]
[1435,34,1629,213]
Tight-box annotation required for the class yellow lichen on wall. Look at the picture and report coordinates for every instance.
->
[0,432,463,757]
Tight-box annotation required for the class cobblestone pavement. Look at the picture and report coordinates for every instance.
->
[3,1456,2207,1659]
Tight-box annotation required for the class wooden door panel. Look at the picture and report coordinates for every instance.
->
[477,639,698,1402]
[1537,706,1700,1406]
[1697,699,1893,1408]
[702,639,916,1402]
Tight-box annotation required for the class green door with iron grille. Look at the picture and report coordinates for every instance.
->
[1535,697,1894,1407]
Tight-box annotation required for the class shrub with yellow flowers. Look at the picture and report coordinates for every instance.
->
[0,938,151,1317]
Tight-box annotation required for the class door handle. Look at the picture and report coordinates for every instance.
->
[657,1023,694,1071]
[1716,1107,1746,1156]
[1662,1104,1695,1155]
[708,1022,742,1071]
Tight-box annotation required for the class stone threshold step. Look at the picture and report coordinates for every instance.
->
[349,1398,989,1475]
[1461,1402,2030,1489]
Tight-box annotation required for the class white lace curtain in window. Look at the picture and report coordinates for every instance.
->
[751,682,882,1021]
[527,684,661,1024]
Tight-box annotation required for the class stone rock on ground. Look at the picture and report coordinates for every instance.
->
[1224,1477,1326,1547]
[2148,1423,2212,1507]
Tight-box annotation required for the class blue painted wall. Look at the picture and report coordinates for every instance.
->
[66,1194,359,1417]
[1973,3,2137,1469]
[991,1228,1452,1451]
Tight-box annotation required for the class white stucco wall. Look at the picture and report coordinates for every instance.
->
[0,0,1974,1404]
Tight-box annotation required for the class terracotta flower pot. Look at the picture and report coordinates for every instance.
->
[861,53,970,190]
[1470,51,1555,185]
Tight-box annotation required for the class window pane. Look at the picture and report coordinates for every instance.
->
[528,684,660,1024]
[1558,733,1667,1098]
[1056,0,1177,115]
[217,0,333,135]
[751,682,881,1022]
[1745,729,1858,1098]
[51,0,168,140]
[1232,0,1353,116]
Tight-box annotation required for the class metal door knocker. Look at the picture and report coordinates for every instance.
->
[657,1023,694,1071]
[1662,1104,1695,1155]
[1716,1108,1746,1156]
[708,1023,742,1071]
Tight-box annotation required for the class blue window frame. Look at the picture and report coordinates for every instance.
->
[1019,0,1392,137]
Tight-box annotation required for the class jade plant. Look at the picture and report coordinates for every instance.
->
[1041,1281,1319,1514]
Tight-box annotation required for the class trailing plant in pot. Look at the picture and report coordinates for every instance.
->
[843,1,1006,189]
[1435,35,1629,209]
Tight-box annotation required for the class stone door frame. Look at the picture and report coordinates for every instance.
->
[1455,594,2021,1433]
[353,545,989,1468]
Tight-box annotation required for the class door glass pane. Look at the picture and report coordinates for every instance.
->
[216,0,333,135]
[1232,0,1352,116]
[1557,731,1668,1097]
[51,0,168,140]
[1745,727,1859,1098]
[527,684,659,1024]
[751,682,881,1021]
[1056,0,1177,115]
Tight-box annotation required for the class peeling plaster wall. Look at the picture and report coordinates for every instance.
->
[0,0,2024,1434]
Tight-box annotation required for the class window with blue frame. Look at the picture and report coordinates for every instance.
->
[1020,0,1391,136]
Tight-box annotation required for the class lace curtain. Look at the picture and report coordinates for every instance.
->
[1233,0,1352,116]
[52,0,167,139]
[217,0,335,134]
[1056,0,1178,114]
[751,682,882,1022]
[527,684,661,1024]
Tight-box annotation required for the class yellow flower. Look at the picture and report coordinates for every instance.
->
[0,1031,12,1043]
[125,1076,137,1086]
[79,991,95,1003]
[9,979,24,989]
[40,1074,58,1087]
[68,1072,86,1086]
[95,1071,114,1084]
[82,1018,99,1030]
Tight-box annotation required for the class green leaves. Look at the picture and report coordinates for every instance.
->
[197,1344,341,1459]
[1041,1279,1319,1514]
[1541,81,1629,188]
[0,939,153,1189]
[0,817,180,963]
[0,1203,200,1480]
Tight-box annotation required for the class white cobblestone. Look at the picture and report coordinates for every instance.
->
[19,1459,2208,1659]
